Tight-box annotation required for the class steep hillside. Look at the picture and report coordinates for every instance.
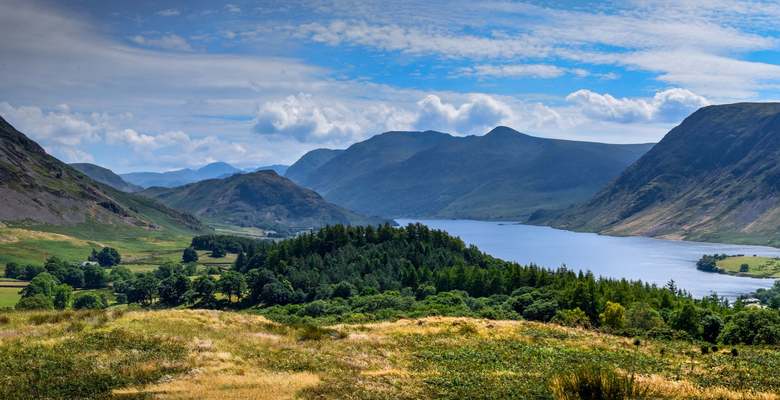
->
[70,163,142,192]
[284,148,344,185]
[140,170,387,233]
[121,161,242,188]
[0,116,204,235]
[287,127,653,220]
[539,103,780,246]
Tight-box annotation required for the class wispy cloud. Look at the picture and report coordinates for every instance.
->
[131,34,193,51]
[156,9,180,17]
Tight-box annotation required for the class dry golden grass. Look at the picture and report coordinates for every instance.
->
[3,309,778,399]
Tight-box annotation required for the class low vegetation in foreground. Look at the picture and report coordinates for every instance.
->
[1,309,779,400]
[4,224,780,398]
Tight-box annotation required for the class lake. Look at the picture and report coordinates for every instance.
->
[396,219,780,299]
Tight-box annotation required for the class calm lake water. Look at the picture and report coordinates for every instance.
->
[396,219,780,299]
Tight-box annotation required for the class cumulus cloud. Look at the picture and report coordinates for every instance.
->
[414,94,515,134]
[254,94,364,143]
[0,102,108,161]
[566,88,710,123]
[130,34,193,51]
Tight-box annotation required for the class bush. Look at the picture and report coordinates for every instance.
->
[523,299,559,322]
[16,294,54,310]
[599,301,626,330]
[96,247,121,267]
[625,303,664,331]
[4,262,19,279]
[550,365,649,400]
[73,293,108,310]
[719,308,780,345]
[182,247,199,263]
[552,308,591,328]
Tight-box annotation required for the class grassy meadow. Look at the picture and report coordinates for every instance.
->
[0,308,778,400]
[0,222,192,270]
[717,256,780,278]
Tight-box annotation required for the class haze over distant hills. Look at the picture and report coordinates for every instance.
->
[535,103,780,246]
[70,163,142,193]
[0,116,203,234]
[286,127,654,220]
[121,162,242,188]
[140,170,388,234]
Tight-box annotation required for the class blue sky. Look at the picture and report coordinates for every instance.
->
[2,0,780,172]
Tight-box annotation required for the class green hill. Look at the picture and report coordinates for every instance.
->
[140,170,388,234]
[536,103,780,246]
[287,127,653,220]
[70,162,142,192]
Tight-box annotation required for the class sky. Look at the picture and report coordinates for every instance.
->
[2,0,780,173]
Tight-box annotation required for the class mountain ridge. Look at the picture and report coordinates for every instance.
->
[534,102,780,246]
[286,127,654,220]
[70,163,143,192]
[0,115,204,234]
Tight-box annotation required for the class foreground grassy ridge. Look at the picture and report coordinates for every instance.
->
[1,309,779,399]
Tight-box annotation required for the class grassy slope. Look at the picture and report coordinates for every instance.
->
[0,309,777,399]
[717,256,780,278]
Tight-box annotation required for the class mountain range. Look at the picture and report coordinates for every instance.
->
[534,103,780,246]
[139,170,387,233]
[120,162,243,188]
[0,116,203,234]
[286,127,654,220]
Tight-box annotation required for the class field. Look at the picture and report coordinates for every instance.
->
[0,222,194,271]
[717,256,780,278]
[0,308,778,399]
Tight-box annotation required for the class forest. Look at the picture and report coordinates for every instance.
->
[8,224,780,345]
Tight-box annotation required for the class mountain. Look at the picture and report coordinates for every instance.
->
[121,162,242,188]
[140,170,388,233]
[0,116,204,234]
[70,163,142,192]
[253,164,289,175]
[286,127,654,220]
[284,148,343,184]
[536,103,780,246]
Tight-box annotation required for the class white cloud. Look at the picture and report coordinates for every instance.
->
[566,88,710,123]
[156,9,180,17]
[297,21,549,59]
[458,64,566,79]
[0,102,107,162]
[131,34,193,52]
[255,93,375,143]
[414,94,515,134]
[225,4,241,13]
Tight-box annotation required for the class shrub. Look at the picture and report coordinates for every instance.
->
[16,294,54,310]
[552,308,592,328]
[523,299,559,322]
[599,301,626,330]
[73,293,108,310]
[625,303,664,331]
[719,308,780,345]
[95,247,121,267]
[182,247,199,263]
[550,365,649,400]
